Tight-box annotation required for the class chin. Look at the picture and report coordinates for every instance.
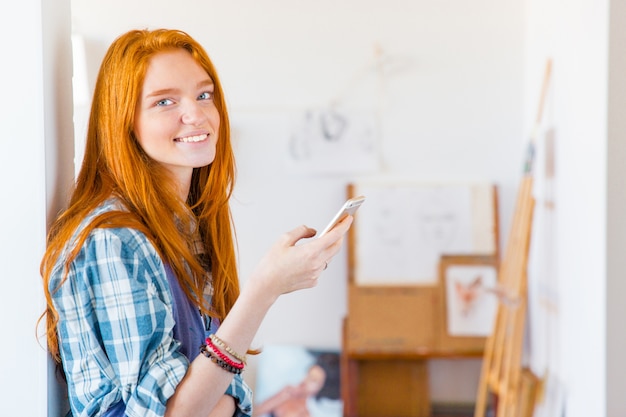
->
[194,153,217,167]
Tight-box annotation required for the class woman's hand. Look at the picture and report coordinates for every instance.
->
[248,214,353,303]
[179,215,353,417]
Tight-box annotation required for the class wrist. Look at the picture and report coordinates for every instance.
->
[240,274,279,310]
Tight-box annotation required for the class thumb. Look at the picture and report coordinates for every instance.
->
[282,224,317,245]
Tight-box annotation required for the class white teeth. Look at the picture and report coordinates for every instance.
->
[177,134,207,143]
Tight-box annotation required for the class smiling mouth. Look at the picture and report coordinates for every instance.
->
[175,134,208,143]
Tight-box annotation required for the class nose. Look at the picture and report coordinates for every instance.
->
[180,100,207,126]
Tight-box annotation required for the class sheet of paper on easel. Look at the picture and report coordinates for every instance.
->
[353,181,497,285]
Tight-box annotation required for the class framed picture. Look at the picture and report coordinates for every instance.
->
[439,255,499,345]
[254,345,342,417]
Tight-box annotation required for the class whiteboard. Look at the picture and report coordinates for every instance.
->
[353,181,497,285]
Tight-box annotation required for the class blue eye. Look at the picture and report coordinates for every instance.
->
[156,98,173,106]
[198,91,214,101]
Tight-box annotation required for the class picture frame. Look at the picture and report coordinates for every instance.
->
[438,254,499,351]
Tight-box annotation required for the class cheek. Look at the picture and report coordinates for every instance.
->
[133,116,151,149]
[133,126,153,152]
[208,112,222,145]
[204,102,220,122]
[210,109,221,129]
[134,124,167,157]
[134,114,173,147]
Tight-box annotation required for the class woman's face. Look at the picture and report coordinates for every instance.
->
[134,49,220,188]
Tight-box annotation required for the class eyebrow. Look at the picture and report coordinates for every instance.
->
[144,79,215,100]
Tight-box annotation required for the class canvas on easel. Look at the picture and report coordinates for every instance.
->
[350,180,499,286]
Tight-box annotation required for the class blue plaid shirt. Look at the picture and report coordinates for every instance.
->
[50,198,253,417]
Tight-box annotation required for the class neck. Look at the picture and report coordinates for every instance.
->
[168,167,193,202]
[178,178,191,202]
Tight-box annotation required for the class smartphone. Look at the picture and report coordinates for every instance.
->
[318,195,366,237]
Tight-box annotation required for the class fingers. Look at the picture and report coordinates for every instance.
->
[282,224,317,246]
[251,215,354,298]
[284,215,354,248]
[315,214,353,256]
[321,214,353,239]
[310,220,352,275]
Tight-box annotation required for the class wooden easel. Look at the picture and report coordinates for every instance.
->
[473,175,534,417]
[474,59,552,417]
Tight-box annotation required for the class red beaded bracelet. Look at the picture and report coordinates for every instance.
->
[208,334,247,364]
[199,345,243,375]
[205,337,245,370]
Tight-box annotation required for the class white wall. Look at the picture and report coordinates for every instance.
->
[70,0,525,404]
[0,0,74,416]
[523,0,626,415]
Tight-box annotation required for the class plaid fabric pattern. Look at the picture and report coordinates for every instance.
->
[50,198,252,417]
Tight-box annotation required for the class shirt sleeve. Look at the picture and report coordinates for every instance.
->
[52,227,189,417]
[226,373,254,417]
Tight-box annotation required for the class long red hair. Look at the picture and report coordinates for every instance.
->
[40,29,239,361]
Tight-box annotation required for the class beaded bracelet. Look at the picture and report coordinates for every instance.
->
[208,334,247,364]
[206,338,245,370]
[199,345,243,375]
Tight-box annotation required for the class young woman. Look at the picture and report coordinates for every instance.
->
[40,28,353,417]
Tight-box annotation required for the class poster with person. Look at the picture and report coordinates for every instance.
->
[254,345,342,417]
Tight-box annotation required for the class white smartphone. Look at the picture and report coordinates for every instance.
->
[318,195,366,237]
